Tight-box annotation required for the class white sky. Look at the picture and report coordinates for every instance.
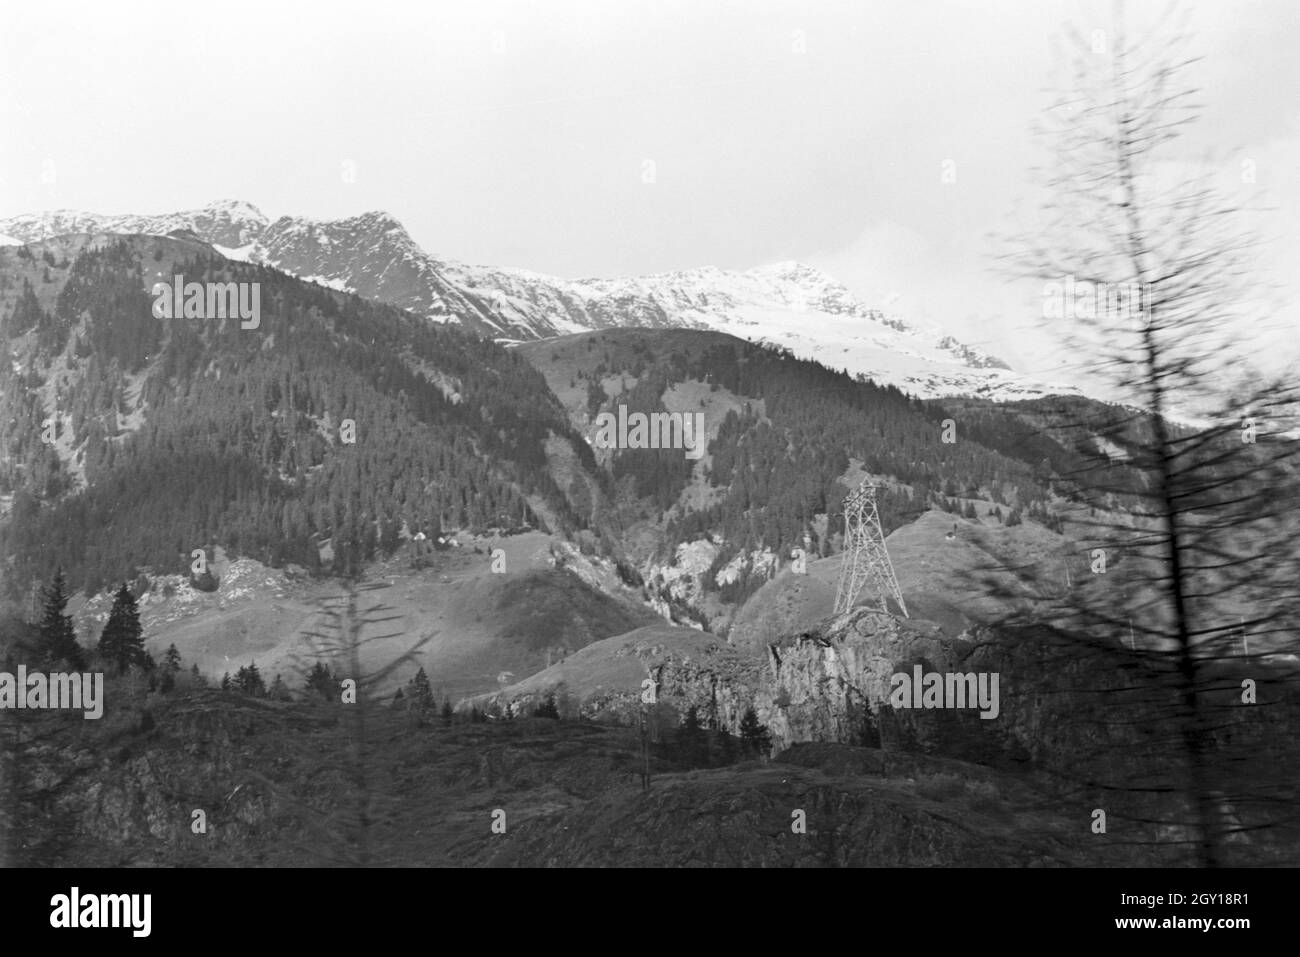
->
[2,0,1297,380]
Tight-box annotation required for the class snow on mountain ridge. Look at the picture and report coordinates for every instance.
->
[0,201,1065,400]
[0,200,269,250]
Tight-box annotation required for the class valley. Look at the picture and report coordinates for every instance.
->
[1,218,1297,870]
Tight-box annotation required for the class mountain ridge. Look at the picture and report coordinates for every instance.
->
[0,200,1081,402]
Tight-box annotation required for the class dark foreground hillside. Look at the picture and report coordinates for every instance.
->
[3,682,1172,868]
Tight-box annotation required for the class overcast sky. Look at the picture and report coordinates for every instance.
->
[2,0,1296,379]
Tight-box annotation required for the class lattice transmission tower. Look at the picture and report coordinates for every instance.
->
[834,481,908,617]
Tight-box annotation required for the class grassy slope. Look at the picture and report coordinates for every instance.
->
[66,532,659,702]
[728,508,1063,650]
[465,621,736,710]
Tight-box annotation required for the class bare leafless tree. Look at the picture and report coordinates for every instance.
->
[250,576,436,866]
[992,3,1300,866]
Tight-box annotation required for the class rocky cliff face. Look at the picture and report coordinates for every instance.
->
[9,697,289,866]
[483,609,1005,755]
[755,611,945,753]
[749,608,1299,860]
[254,212,512,335]
[751,606,1299,767]
[470,625,766,731]
[485,605,1299,840]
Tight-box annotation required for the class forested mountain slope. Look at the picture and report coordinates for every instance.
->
[0,234,600,599]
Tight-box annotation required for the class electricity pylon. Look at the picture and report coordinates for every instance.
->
[834,481,908,617]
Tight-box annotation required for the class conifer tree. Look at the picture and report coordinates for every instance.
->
[163,643,182,673]
[237,661,265,697]
[3,278,43,336]
[739,707,772,757]
[38,570,84,669]
[676,704,707,765]
[717,725,739,764]
[305,661,338,701]
[98,583,146,674]
[406,666,434,713]
[990,7,1300,865]
[265,577,436,865]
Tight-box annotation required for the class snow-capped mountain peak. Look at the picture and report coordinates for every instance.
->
[0,200,1077,401]
[0,200,269,250]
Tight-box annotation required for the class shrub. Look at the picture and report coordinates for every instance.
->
[915,772,965,801]
[966,780,1010,819]
[190,569,220,592]
[532,693,560,719]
